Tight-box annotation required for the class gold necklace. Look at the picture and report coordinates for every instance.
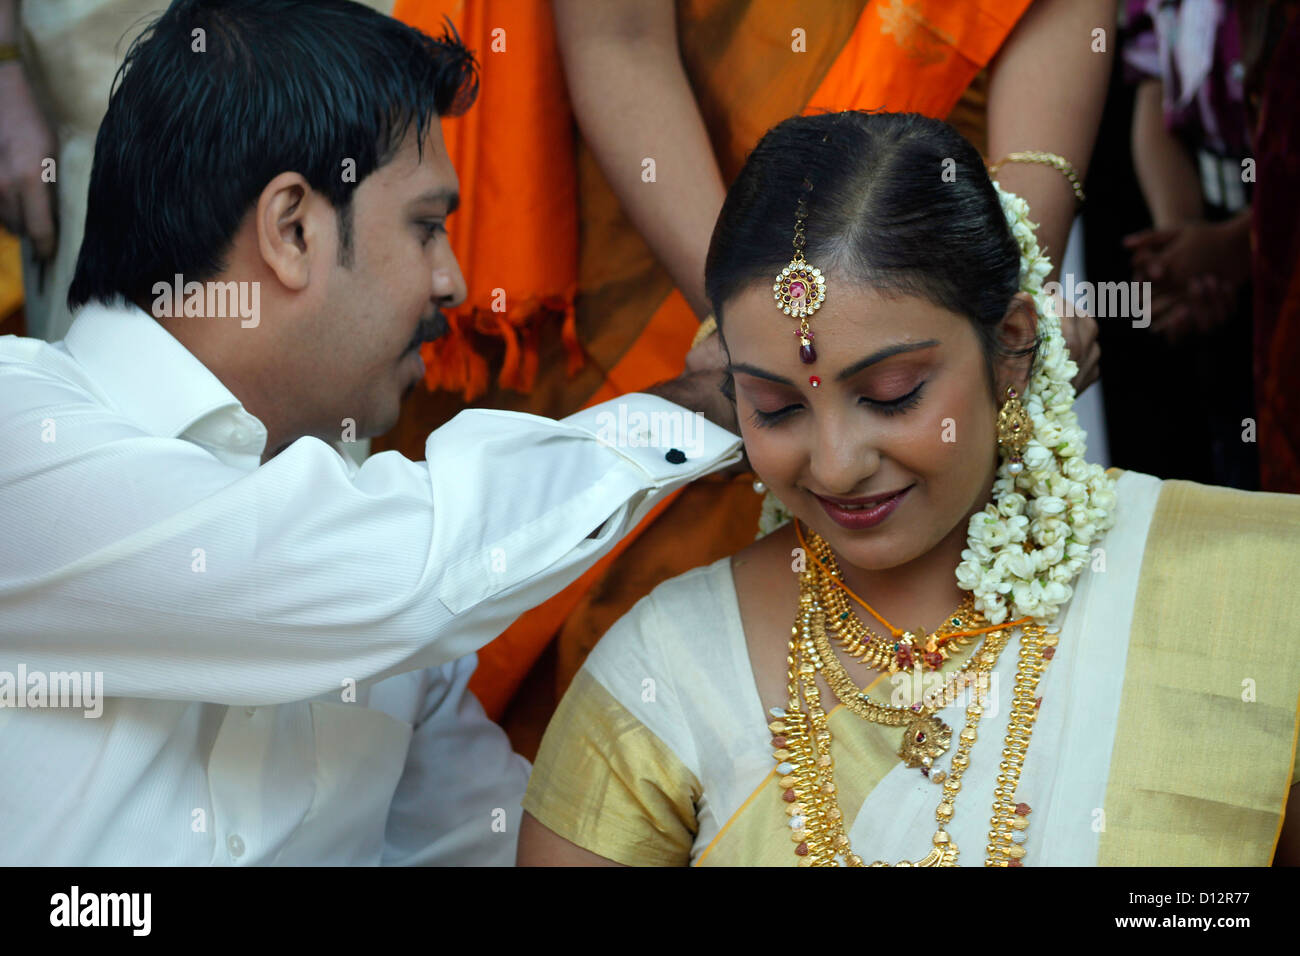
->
[795,522,1025,774]
[771,567,1056,866]
[805,593,999,777]
[807,530,979,673]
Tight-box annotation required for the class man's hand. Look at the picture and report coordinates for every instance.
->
[644,367,737,436]
[0,61,58,259]
[683,327,725,374]
[647,330,750,473]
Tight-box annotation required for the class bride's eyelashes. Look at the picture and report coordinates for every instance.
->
[749,381,927,428]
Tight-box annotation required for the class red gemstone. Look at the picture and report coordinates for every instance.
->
[795,842,809,856]
[799,343,817,364]
[783,789,797,803]
[1034,697,1043,709]
[1043,647,1056,660]
[809,375,821,388]
[1015,803,1031,816]
[896,646,914,669]
[920,766,930,777]
[789,280,806,299]
[925,651,944,669]
[771,736,787,748]
[915,731,926,743]
[1008,860,1023,868]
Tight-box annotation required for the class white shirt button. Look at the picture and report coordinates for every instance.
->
[227,834,245,859]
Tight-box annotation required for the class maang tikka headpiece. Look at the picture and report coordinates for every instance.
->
[772,185,826,365]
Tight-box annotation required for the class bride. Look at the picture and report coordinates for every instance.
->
[516,111,1300,867]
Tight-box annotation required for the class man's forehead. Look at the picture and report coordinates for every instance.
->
[367,125,459,205]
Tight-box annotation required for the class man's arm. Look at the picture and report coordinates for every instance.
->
[0,369,740,707]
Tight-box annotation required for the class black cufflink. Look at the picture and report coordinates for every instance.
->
[665,448,686,464]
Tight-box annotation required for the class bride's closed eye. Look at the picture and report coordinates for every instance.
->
[750,380,927,428]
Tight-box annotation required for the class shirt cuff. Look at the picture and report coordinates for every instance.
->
[562,393,742,487]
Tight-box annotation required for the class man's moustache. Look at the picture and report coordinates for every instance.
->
[409,311,449,351]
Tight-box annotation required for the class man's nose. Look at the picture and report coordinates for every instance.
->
[432,257,467,310]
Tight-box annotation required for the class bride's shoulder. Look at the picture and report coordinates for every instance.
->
[731,520,799,579]
[584,553,741,671]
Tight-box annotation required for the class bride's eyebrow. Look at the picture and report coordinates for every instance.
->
[728,339,941,386]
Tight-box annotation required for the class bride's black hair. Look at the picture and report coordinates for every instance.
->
[705,111,1036,400]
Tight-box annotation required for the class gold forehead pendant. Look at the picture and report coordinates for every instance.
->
[772,197,826,370]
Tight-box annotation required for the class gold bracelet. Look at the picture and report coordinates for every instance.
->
[0,43,21,63]
[690,314,718,350]
[988,150,1085,204]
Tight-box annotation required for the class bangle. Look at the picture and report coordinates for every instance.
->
[690,314,718,350]
[988,150,1085,204]
[0,44,20,63]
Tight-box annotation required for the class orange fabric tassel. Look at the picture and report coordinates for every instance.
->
[394,0,581,398]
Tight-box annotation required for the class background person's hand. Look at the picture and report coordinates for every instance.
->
[1124,219,1249,289]
[1146,273,1239,346]
[1055,305,1100,394]
[1124,219,1248,346]
[0,62,58,259]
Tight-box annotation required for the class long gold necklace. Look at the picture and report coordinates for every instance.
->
[773,526,1057,866]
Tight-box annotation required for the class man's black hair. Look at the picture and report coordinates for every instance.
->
[68,0,478,311]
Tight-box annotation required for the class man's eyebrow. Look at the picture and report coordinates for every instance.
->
[728,340,941,386]
[408,188,459,215]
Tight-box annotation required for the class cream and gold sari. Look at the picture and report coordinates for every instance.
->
[523,469,1300,865]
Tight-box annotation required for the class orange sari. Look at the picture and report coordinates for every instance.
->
[385,0,1033,737]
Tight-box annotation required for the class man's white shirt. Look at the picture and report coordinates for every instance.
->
[0,300,741,865]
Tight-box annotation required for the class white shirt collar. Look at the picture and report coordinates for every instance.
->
[62,299,268,464]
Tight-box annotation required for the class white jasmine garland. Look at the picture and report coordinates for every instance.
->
[956,183,1116,624]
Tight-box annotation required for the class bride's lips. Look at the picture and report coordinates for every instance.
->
[813,486,913,530]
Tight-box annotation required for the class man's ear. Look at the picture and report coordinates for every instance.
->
[995,291,1039,397]
[255,172,320,291]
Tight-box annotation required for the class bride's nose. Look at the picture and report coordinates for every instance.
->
[807,413,880,496]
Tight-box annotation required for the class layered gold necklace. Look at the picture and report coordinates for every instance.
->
[806,528,980,674]
[772,522,1056,866]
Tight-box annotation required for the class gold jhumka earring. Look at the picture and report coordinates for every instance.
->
[996,385,1033,474]
[772,194,826,367]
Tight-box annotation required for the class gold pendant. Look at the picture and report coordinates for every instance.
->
[898,714,951,769]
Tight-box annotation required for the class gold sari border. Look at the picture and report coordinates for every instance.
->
[523,669,700,867]
[1098,479,1300,865]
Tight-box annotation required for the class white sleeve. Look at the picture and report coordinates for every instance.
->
[380,653,530,866]
[0,389,741,706]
